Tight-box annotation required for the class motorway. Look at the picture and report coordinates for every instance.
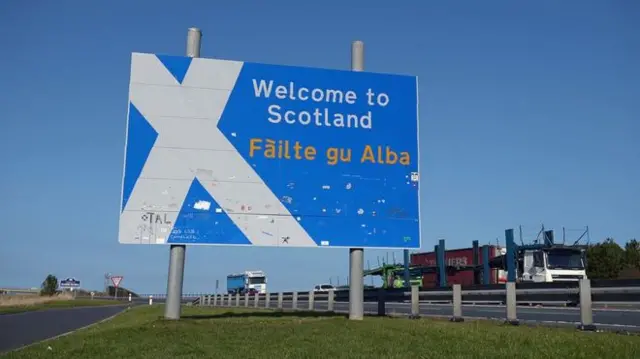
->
[214,299,640,331]
[0,304,131,353]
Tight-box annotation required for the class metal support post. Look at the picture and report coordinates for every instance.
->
[277,292,283,310]
[254,293,259,308]
[472,240,479,285]
[578,279,596,331]
[437,239,446,287]
[347,40,365,321]
[265,293,270,308]
[377,288,386,316]
[235,293,240,307]
[244,292,249,307]
[213,294,217,307]
[410,285,420,319]
[482,245,490,284]
[403,249,411,288]
[505,229,517,282]
[164,27,201,320]
[308,290,314,310]
[292,291,298,310]
[165,244,186,319]
[505,282,519,325]
[451,284,463,322]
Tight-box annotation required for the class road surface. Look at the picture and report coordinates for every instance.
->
[215,298,640,331]
[0,304,130,353]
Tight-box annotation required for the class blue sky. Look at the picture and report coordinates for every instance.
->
[1,1,638,294]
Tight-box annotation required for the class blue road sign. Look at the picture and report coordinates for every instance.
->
[119,53,420,249]
[59,278,80,288]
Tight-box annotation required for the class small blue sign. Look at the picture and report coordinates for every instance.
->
[120,53,421,249]
[59,278,80,288]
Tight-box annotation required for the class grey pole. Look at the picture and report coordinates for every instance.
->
[328,289,335,312]
[349,246,364,320]
[578,278,596,331]
[451,284,463,322]
[410,285,420,319]
[348,41,365,321]
[164,244,186,319]
[505,282,519,325]
[163,27,202,320]
[308,290,315,310]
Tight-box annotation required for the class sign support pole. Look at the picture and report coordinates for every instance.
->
[348,40,365,321]
[164,27,201,320]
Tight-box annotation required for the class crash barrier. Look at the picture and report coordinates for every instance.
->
[194,279,640,331]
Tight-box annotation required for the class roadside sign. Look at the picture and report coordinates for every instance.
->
[59,278,80,288]
[119,53,420,249]
[111,276,123,287]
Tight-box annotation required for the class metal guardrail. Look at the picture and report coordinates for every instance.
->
[187,279,640,331]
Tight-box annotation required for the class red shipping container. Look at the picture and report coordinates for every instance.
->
[410,246,503,288]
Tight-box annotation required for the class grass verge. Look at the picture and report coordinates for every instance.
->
[4,306,640,358]
[0,299,123,314]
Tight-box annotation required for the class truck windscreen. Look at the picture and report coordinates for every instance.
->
[249,277,266,284]
[546,251,584,270]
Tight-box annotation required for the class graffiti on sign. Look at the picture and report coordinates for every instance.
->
[141,212,172,225]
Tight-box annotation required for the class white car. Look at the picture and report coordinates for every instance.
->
[313,284,335,293]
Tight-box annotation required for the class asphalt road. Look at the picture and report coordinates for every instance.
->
[214,298,640,331]
[0,304,130,353]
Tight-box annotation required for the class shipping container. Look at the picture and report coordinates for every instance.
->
[410,246,506,287]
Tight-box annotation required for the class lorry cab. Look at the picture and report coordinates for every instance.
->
[520,247,587,282]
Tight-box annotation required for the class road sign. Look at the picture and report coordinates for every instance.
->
[59,278,80,288]
[111,276,123,287]
[119,53,420,249]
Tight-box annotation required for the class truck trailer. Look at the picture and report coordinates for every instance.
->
[411,245,505,287]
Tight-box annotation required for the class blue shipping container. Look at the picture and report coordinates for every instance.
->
[227,275,245,293]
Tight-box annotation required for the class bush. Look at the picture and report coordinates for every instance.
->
[40,274,58,296]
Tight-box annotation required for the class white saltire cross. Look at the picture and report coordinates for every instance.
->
[118,53,316,247]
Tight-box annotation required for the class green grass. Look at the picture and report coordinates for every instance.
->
[0,299,124,314]
[5,306,640,358]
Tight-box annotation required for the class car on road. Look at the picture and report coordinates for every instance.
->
[313,284,335,293]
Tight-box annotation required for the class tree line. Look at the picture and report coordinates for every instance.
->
[586,239,640,279]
